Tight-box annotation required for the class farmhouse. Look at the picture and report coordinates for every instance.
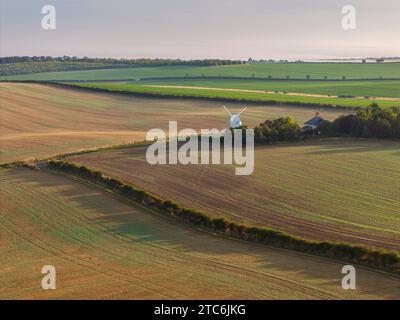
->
[301,112,325,133]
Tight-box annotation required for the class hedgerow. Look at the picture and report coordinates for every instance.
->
[324,103,400,139]
[254,117,301,143]
[47,160,400,273]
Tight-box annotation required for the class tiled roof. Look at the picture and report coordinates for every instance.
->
[304,116,323,126]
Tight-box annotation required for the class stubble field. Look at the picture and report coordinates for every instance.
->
[1,82,399,300]
[68,139,400,251]
[1,167,399,299]
[0,82,346,164]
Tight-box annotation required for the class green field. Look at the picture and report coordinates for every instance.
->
[2,63,400,81]
[68,138,400,252]
[4,62,400,109]
[136,78,400,98]
[69,82,400,109]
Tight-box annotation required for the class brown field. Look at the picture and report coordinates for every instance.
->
[1,167,399,299]
[2,82,399,300]
[0,82,347,164]
[68,138,400,251]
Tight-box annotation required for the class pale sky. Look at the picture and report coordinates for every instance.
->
[1,0,399,60]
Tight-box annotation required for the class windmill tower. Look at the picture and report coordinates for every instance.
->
[223,105,247,129]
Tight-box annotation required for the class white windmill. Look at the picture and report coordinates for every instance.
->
[223,105,247,129]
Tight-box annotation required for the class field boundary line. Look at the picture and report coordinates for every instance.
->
[3,76,400,82]
[22,164,399,283]
[37,160,400,275]
[0,80,363,111]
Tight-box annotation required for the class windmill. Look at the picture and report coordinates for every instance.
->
[222,105,247,129]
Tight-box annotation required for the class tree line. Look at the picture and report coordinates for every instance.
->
[0,56,244,65]
[0,56,243,76]
[324,103,400,139]
[251,103,400,143]
[254,117,301,143]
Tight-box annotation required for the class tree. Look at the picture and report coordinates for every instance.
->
[254,117,300,143]
[325,104,400,139]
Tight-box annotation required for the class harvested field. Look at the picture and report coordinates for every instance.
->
[68,138,400,251]
[1,167,399,299]
[0,83,347,164]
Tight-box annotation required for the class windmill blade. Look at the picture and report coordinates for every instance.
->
[222,105,232,116]
[237,106,247,116]
[221,119,231,130]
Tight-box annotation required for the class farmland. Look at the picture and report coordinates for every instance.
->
[2,0,400,302]
[0,82,346,164]
[67,138,400,252]
[3,62,400,109]
[69,82,400,109]
[136,78,400,99]
[1,166,399,299]
[2,62,400,81]
[1,78,400,300]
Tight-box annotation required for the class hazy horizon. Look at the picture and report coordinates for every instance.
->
[1,0,399,60]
